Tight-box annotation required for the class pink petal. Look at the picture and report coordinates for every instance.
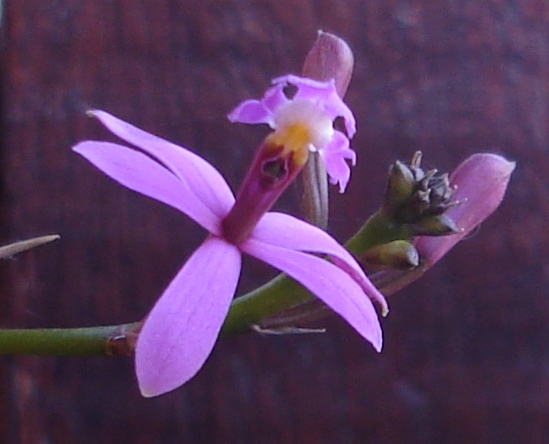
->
[415,153,516,265]
[73,141,223,234]
[227,83,288,127]
[88,110,235,219]
[243,238,382,351]
[273,75,334,101]
[262,83,291,113]
[273,75,356,137]
[318,131,356,193]
[136,237,241,397]
[250,212,388,314]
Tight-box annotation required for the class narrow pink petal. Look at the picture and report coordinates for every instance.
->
[318,131,356,193]
[227,84,288,127]
[73,141,222,234]
[89,110,235,219]
[243,239,382,351]
[226,99,273,126]
[250,212,388,314]
[136,237,241,397]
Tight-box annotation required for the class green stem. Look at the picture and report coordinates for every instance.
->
[345,210,410,253]
[301,154,329,229]
[222,274,307,334]
[0,209,409,355]
[0,324,138,355]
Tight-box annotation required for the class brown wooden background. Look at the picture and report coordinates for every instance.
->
[0,0,548,442]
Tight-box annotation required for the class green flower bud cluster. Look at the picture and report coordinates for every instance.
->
[383,151,460,236]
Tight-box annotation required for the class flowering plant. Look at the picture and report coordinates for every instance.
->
[0,33,514,400]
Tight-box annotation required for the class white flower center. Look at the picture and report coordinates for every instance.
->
[273,99,334,152]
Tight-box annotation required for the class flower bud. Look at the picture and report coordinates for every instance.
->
[415,153,516,265]
[383,160,415,215]
[301,32,355,228]
[410,214,459,236]
[302,31,354,97]
[382,151,460,236]
[359,240,419,270]
[351,153,514,296]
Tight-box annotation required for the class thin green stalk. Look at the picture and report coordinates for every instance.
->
[0,324,138,355]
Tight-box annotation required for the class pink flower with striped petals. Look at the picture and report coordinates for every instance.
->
[73,80,385,397]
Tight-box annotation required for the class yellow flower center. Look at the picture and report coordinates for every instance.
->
[268,122,313,166]
[266,99,334,168]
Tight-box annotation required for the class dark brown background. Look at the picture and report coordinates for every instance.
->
[0,0,548,443]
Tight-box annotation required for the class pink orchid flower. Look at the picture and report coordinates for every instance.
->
[228,74,357,193]
[73,77,386,397]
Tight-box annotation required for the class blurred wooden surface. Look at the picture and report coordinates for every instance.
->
[0,0,548,442]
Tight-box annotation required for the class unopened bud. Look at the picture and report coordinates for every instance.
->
[359,240,419,270]
[301,31,355,228]
[382,151,460,236]
[384,160,416,215]
[302,31,354,97]
[415,153,516,265]
[409,213,460,236]
[354,153,515,297]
